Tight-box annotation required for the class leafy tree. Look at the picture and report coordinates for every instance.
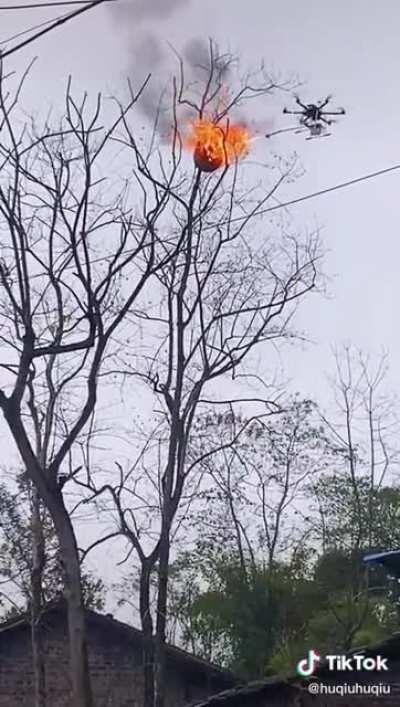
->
[311,475,400,553]
[168,480,400,677]
[169,546,320,679]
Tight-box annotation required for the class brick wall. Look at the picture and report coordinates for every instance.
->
[0,613,229,707]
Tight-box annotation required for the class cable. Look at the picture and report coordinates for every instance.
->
[0,0,116,58]
[218,162,400,228]
[0,11,69,45]
[0,1,110,8]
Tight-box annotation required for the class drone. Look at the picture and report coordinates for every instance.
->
[266,95,346,140]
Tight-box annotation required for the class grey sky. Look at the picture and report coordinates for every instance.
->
[2,0,398,394]
[1,0,399,613]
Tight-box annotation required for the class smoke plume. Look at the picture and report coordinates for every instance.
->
[113,0,191,23]
[110,0,220,136]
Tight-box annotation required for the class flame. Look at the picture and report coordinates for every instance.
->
[183,118,251,172]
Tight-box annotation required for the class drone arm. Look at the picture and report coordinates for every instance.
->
[319,95,332,108]
[294,95,308,110]
[322,109,345,115]
[283,109,306,115]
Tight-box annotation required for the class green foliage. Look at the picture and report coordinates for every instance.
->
[170,528,400,679]
[311,474,400,551]
[170,547,322,679]
[166,389,400,681]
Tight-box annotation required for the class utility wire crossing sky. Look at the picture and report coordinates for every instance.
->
[0,0,116,57]
[205,161,400,228]
[0,0,116,8]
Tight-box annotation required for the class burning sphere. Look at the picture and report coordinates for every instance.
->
[183,118,250,173]
[193,144,223,172]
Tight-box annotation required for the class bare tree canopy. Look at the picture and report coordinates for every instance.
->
[0,58,181,707]
[72,41,323,707]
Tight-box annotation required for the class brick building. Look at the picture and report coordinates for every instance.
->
[0,603,235,707]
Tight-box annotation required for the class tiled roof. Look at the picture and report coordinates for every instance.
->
[189,634,400,705]
[189,677,303,706]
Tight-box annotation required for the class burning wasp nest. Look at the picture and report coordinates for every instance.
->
[184,119,251,173]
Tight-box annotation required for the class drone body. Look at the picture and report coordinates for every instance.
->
[283,95,345,139]
[266,95,346,141]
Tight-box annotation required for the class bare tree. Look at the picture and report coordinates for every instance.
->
[0,61,179,707]
[307,346,400,648]
[79,43,322,707]
[315,345,400,551]
[200,399,331,570]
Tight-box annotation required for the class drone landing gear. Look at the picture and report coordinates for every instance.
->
[293,127,331,140]
[305,131,331,140]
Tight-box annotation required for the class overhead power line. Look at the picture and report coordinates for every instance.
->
[0,11,70,45]
[0,0,116,58]
[0,1,103,8]
[223,162,400,227]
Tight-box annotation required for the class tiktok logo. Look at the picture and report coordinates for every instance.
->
[296,649,321,677]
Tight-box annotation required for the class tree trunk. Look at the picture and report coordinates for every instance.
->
[154,533,170,707]
[1,404,93,707]
[51,504,93,707]
[139,563,155,707]
[31,487,46,707]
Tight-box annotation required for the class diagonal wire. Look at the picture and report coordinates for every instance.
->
[0,1,105,8]
[209,162,400,229]
[0,11,71,45]
[0,0,117,58]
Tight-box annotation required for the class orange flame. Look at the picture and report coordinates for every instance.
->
[183,118,251,172]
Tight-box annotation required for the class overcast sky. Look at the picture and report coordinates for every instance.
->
[3,0,398,396]
[1,0,399,613]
